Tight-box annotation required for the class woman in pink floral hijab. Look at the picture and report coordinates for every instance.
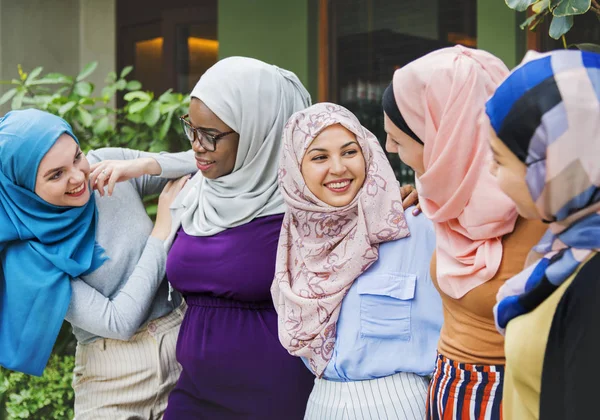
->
[271,103,443,419]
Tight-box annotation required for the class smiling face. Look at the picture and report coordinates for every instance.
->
[383,112,425,177]
[188,98,240,179]
[488,125,540,220]
[300,124,366,207]
[34,134,91,207]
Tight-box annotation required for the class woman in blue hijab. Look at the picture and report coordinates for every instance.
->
[0,108,196,418]
[0,109,107,376]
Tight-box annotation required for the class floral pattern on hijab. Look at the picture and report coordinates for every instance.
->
[271,103,409,377]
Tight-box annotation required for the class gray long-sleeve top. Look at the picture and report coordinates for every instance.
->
[65,147,196,344]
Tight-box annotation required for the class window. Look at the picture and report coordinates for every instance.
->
[117,0,218,96]
[327,0,477,184]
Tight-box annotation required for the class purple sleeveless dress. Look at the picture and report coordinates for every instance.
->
[163,214,313,419]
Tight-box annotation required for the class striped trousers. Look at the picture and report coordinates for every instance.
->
[304,372,430,420]
[72,302,186,420]
[426,354,504,420]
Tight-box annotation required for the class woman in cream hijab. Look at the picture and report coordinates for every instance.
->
[162,57,314,419]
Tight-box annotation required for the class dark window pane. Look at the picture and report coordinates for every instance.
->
[330,0,477,185]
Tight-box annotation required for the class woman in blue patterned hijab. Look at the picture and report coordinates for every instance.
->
[486,49,600,419]
[0,109,106,376]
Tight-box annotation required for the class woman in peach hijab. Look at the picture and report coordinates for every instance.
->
[382,46,547,419]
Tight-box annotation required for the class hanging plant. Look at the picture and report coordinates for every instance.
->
[506,0,599,42]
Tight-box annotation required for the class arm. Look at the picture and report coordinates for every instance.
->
[65,236,167,340]
[88,148,196,197]
[64,176,189,340]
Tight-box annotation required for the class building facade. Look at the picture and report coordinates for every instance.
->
[0,0,595,181]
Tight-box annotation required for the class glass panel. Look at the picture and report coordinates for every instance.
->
[176,23,218,93]
[135,37,165,94]
[330,0,477,185]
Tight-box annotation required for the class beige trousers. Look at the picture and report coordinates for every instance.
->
[72,302,186,420]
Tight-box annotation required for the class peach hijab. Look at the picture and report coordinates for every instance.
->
[391,46,518,299]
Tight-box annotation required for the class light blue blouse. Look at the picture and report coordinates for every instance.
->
[303,210,443,381]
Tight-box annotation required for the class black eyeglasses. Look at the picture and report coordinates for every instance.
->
[180,114,236,152]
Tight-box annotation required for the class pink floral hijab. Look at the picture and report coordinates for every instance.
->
[271,103,410,377]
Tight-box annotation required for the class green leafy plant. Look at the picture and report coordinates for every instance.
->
[0,62,190,153]
[506,0,600,41]
[0,355,75,419]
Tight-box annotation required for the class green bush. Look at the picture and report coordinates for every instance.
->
[0,62,190,153]
[0,355,75,419]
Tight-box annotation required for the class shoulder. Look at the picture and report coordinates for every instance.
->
[403,208,434,236]
[378,208,435,264]
[560,253,600,316]
[85,149,101,165]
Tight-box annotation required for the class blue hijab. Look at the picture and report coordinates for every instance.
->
[0,109,106,376]
[486,50,600,334]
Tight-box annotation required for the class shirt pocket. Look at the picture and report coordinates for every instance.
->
[357,272,416,340]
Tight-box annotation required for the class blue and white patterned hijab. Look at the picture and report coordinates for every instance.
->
[486,50,600,334]
[0,109,106,375]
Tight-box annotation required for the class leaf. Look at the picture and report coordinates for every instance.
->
[45,72,70,81]
[74,82,93,97]
[128,100,150,114]
[520,12,540,29]
[549,14,574,38]
[27,77,68,85]
[101,86,117,101]
[126,113,143,123]
[126,80,142,91]
[0,88,17,106]
[115,79,127,90]
[18,64,27,81]
[149,136,169,153]
[92,107,109,116]
[58,101,77,116]
[552,0,590,15]
[93,116,112,135]
[505,0,538,11]
[76,61,98,81]
[143,102,161,126]
[105,71,117,84]
[159,111,173,140]
[24,66,43,86]
[158,89,174,102]
[11,90,25,109]
[570,42,600,52]
[120,66,134,79]
[159,103,180,114]
[77,107,93,127]
[532,0,550,13]
[123,91,152,102]
[78,97,96,106]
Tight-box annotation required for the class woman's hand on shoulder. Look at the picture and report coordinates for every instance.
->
[151,175,191,241]
[90,158,161,197]
[400,184,422,216]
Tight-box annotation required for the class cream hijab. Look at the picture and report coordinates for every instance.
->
[167,57,311,244]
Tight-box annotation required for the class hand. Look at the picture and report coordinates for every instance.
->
[151,175,191,241]
[90,158,161,197]
[400,184,422,216]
